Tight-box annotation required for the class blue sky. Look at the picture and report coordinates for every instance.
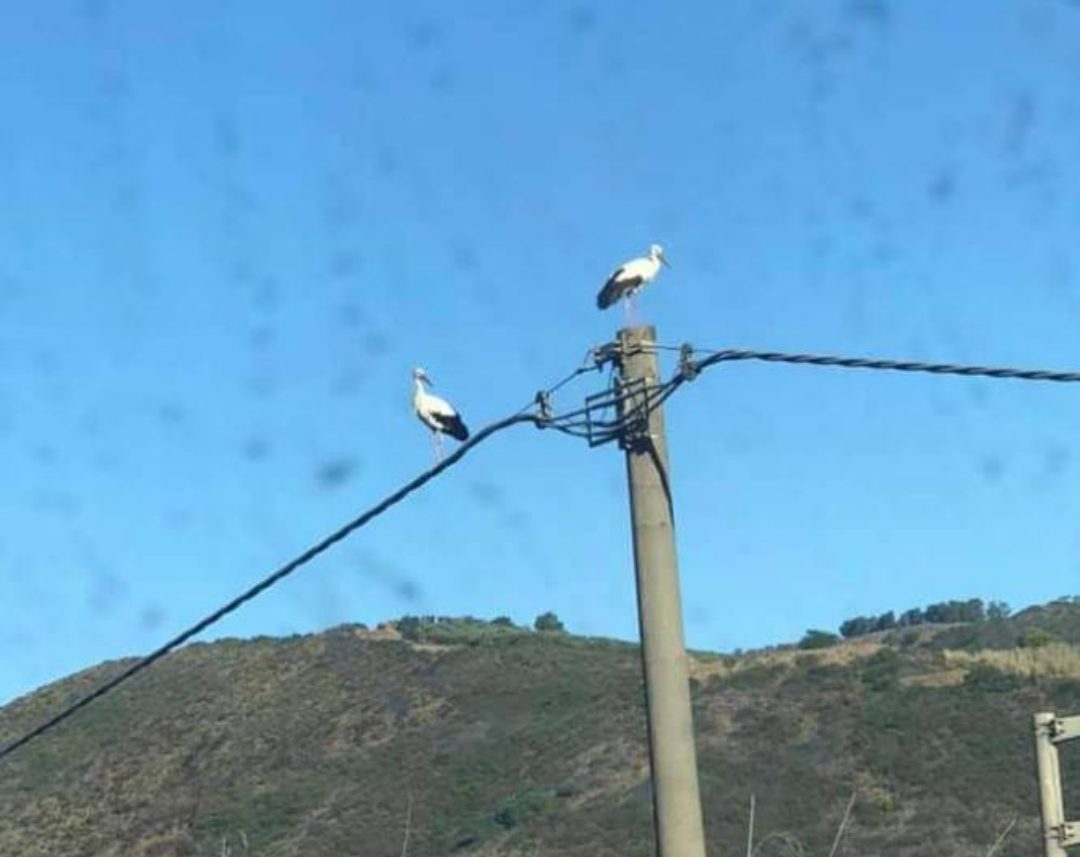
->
[2,0,1080,705]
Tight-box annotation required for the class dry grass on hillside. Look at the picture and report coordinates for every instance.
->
[688,638,884,681]
[692,638,1080,688]
[943,643,1080,680]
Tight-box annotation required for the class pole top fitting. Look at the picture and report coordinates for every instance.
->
[617,325,658,351]
[616,327,657,364]
[617,324,657,337]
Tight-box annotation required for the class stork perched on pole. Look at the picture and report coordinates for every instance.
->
[596,243,669,321]
[412,367,469,462]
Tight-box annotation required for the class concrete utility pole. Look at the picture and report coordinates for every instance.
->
[1033,711,1080,857]
[1034,713,1067,857]
[616,325,708,857]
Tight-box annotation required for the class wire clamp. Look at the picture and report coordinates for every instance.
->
[679,343,699,380]
[1051,715,1080,744]
[1057,821,1080,848]
[590,341,620,370]
[534,390,553,424]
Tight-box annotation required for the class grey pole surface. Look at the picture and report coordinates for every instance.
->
[1034,712,1068,857]
[616,325,708,857]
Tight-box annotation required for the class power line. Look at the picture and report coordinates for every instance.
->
[673,345,1080,384]
[521,346,615,422]
[0,413,538,763]
[1,358,597,763]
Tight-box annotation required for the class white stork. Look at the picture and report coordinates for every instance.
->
[412,367,469,461]
[596,243,669,320]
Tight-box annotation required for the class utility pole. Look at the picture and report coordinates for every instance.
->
[616,325,708,857]
[1033,711,1080,857]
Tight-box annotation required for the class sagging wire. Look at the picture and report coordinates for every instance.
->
[0,354,605,765]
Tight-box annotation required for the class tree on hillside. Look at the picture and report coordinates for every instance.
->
[924,598,985,624]
[840,616,875,638]
[799,629,840,650]
[987,600,1011,621]
[840,597,1004,640]
[923,603,946,623]
[397,615,421,640]
[534,612,565,633]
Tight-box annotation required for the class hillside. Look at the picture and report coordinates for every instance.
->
[4,604,1080,856]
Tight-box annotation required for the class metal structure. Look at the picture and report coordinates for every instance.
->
[581,376,652,447]
[1033,711,1080,857]
[615,326,708,857]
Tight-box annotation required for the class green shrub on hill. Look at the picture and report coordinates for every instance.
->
[1017,628,1057,649]
[534,611,566,633]
[394,615,529,645]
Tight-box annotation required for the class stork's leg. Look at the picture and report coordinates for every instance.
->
[434,431,444,463]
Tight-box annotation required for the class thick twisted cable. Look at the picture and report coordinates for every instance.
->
[0,412,538,763]
[693,349,1080,383]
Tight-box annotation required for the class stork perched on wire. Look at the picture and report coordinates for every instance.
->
[412,367,469,462]
[596,243,669,321]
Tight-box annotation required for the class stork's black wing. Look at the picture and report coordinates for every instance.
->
[432,411,469,441]
[597,268,640,310]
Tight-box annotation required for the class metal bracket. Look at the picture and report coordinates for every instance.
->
[616,379,654,453]
[590,341,620,370]
[1051,716,1080,744]
[583,377,649,448]
[1057,821,1080,847]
